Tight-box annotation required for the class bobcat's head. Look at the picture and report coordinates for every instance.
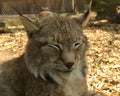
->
[19,1,92,84]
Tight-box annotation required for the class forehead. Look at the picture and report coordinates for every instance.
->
[34,15,83,42]
[38,15,82,32]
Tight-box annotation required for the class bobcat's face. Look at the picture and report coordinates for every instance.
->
[19,6,91,84]
[24,16,88,83]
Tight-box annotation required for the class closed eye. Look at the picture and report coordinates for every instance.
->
[48,43,62,51]
[73,41,82,49]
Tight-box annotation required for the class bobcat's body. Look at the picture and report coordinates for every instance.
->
[0,15,88,96]
[0,1,105,96]
[1,55,88,96]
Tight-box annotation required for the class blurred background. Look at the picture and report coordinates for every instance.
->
[0,0,120,20]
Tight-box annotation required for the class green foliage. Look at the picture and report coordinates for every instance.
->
[84,0,120,19]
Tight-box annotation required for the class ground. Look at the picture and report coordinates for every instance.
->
[0,16,120,96]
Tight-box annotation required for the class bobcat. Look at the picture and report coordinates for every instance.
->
[0,1,106,96]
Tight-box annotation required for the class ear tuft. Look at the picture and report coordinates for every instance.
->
[11,7,39,33]
[19,15,39,33]
[72,0,92,28]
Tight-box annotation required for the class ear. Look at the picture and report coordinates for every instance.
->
[10,7,39,38]
[19,15,39,33]
[73,0,92,28]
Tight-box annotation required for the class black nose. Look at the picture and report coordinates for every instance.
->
[65,62,74,69]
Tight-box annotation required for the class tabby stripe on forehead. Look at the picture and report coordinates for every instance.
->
[54,33,63,43]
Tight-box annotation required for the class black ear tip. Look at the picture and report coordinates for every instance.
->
[11,6,23,16]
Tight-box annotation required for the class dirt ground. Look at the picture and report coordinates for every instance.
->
[0,17,120,96]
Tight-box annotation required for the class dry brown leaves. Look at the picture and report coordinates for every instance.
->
[84,20,120,96]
